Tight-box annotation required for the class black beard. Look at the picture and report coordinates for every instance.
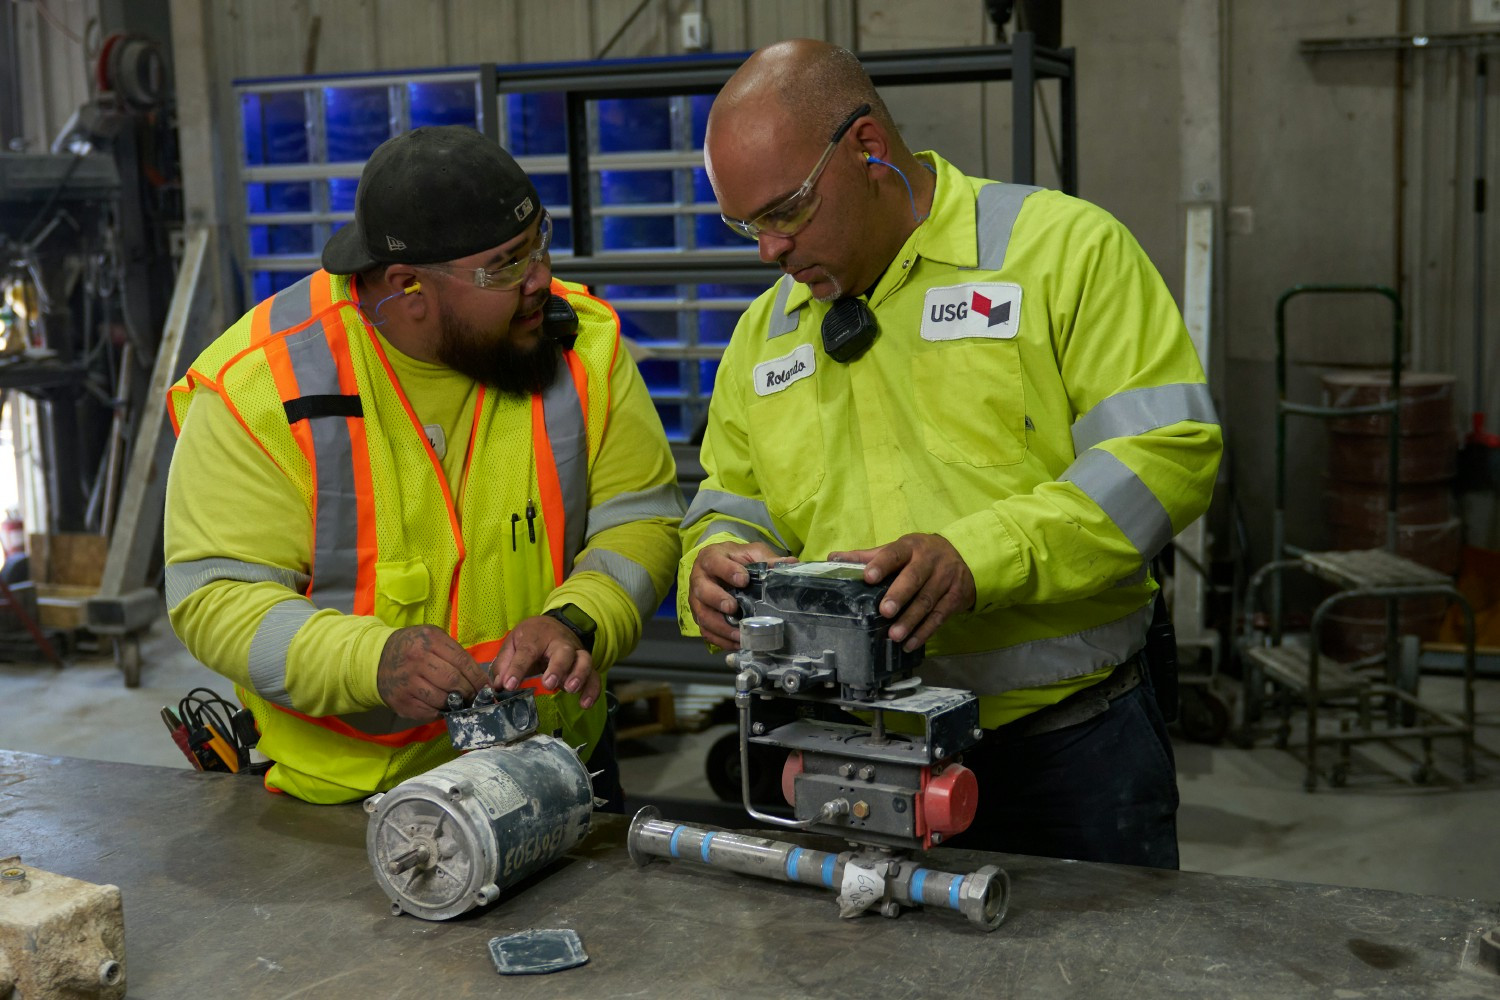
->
[435,306,561,396]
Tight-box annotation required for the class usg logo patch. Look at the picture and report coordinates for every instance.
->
[753,343,816,397]
[920,282,1022,341]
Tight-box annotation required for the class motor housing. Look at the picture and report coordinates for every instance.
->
[365,735,593,921]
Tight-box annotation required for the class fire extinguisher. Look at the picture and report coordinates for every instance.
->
[1,508,24,558]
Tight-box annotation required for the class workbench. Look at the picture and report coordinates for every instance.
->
[2,749,1495,999]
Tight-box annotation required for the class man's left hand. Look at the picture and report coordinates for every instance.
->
[828,533,976,651]
[489,615,601,709]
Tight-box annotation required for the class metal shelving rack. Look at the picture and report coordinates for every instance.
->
[482,33,1078,275]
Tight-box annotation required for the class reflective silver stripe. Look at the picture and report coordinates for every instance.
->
[1071,383,1220,454]
[922,601,1154,695]
[267,273,315,332]
[246,599,319,708]
[283,323,359,614]
[766,275,802,338]
[585,483,686,541]
[165,558,311,611]
[699,518,790,554]
[683,488,789,551]
[1062,449,1174,560]
[975,182,1041,271]
[542,365,589,570]
[575,549,659,620]
[1115,564,1150,588]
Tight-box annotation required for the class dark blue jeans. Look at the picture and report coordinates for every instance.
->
[945,681,1180,869]
[588,714,625,814]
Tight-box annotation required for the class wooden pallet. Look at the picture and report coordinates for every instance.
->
[612,681,677,741]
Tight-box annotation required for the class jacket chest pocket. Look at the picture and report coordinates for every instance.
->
[746,378,825,517]
[375,558,431,628]
[911,340,1028,467]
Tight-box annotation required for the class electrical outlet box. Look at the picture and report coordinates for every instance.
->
[1473,0,1500,25]
[680,11,709,51]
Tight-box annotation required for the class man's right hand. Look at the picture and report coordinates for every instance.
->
[687,541,793,650]
[376,625,491,721]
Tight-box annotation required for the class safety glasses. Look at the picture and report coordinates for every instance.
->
[720,104,870,241]
[419,211,552,291]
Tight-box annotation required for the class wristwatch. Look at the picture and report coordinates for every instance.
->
[544,604,596,652]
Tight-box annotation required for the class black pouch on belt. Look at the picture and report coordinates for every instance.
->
[1144,590,1179,724]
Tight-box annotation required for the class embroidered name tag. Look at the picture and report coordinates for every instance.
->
[753,343,816,397]
[920,282,1023,341]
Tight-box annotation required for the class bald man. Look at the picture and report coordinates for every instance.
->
[678,40,1222,868]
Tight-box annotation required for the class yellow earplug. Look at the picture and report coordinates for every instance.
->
[403,282,421,294]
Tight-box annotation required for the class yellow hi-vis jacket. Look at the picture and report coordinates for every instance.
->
[166,271,683,803]
[680,152,1222,727]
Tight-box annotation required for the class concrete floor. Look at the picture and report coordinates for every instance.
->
[3,623,1498,903]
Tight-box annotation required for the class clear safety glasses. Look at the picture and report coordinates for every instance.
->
[419,211,552,291]
[720,104,870,241]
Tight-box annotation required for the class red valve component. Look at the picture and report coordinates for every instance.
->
[920,763,978,841]
[781,751,804,806]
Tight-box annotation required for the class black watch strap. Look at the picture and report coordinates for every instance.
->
[544,604,596,652]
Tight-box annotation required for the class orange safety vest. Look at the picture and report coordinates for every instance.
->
[168,270,620,802]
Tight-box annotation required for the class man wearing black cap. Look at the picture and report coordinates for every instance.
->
[163,125,683,805]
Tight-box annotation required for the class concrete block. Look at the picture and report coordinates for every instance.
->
[0,858,125,1000]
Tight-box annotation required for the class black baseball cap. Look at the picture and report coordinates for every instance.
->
[321,125,541,275]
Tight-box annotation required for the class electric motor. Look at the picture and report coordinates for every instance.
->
[364,735,593,921]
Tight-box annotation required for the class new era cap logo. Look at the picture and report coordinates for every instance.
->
[386,235,407,251]
[921,282,1022,342]
[514,197,534,222]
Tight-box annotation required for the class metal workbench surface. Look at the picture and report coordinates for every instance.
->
[2,748,1495,999]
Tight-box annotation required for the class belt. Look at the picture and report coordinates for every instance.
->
[993,654,1145,741]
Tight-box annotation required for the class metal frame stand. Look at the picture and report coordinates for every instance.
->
[1237,284,1479,790]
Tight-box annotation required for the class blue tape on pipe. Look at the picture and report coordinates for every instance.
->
[912,868,929,904]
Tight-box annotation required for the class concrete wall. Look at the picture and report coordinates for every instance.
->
[1222,2,1500,557]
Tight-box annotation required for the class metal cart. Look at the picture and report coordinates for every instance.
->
[1238,284,1478,790]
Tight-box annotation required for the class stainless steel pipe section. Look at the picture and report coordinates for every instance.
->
[626,806,1008,931]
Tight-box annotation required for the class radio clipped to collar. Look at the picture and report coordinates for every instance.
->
[821,296,879,363]
[542,293,579,347]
